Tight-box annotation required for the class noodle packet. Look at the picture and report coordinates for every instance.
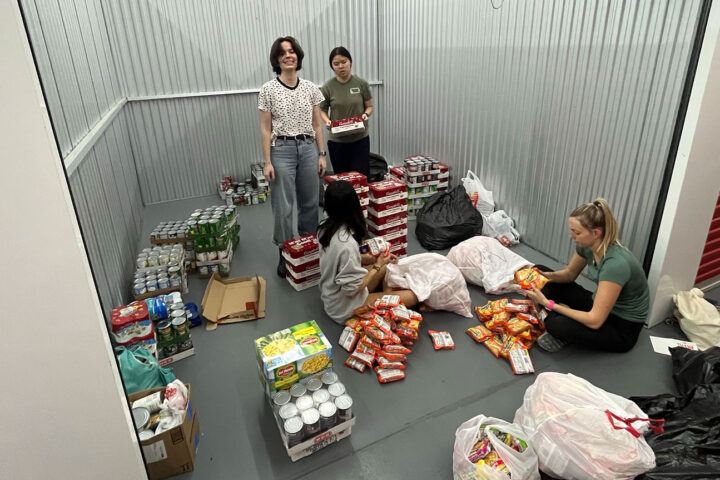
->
[383,344,411,355]
[349,351,375,368]
[377,350,407,362]
[506,318,531,336]
[428,330,455,350]
[508,347,535,374]
[483,337,503,358]
[372,314,394,335]
[377,368,405,383]
[377,356,406,370]
[475,303,494,321]
[354,343,377,356]
[360,335,382,351]
[466,325,493,343]
[505,303,529,314]
[514,267,549,290]
[339,326,361,352]
[344,356,367,373]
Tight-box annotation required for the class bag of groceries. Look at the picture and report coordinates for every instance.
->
[453,414,540,480]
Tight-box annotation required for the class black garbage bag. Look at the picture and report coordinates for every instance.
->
[415,185,483,250]
[672,346,720,397]
[368,152,388,183]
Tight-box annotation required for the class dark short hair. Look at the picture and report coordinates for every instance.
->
[318,181,367,248]
[269,37,304,75]
[328,46,352,68]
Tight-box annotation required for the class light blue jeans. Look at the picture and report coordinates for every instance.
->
[270,137,320,245]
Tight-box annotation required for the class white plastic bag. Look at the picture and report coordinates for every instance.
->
[514,373,659,480]
[673,288,720,350]
[447,236,532,294]
[482,210,520,246]
[462,170,495,218]
[453,415,540,480]
[385,253,473,317]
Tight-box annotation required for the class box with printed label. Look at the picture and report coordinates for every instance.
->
[367,211,408,230]
[255,321,333,392]
[128,384,199,480]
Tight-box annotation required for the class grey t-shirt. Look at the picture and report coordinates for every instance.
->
[319,227,368,323]
[320,75,372,143]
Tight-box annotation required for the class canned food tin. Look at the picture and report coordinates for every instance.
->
[133,282,147,295]
[208,219,220,235]
[319,401,338,431]
[145,282,158,292]
[171,314,188,338]
[156,320,174,344]
[321,371,338,386]
[168,266,181,278]
[279,402,299,421]
[146,256,158,267]
[207,250,219,261]
[198,265,209,276]
[136,255,148,268]
[312,389,330,407]
[163,343,178,357]
[158,277,170,289]
[170,276,182,287]
[138,430,154,441]
[198,220,209,235]
[334,394,353,422]
[289,383,307,399]
[252,193,259,205]
[258,192,266,203]
[196,251,208,262]
[295,395,313,412]
[284,416,304,448]
[244,193,251,204]
[132,407,151,431]
[305,378,322,392]
[273,390,291,409]
[328,382,346,398]
[178,338,193,352]
[302,408,321,438]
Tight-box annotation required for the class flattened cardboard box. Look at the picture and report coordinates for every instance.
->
[201,271,266,331]
[128,384,199,480]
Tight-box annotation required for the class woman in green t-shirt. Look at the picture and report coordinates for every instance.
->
[319,47,374,176]
[525,198,650,353]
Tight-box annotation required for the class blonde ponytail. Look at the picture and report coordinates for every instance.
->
[570,197,620,259]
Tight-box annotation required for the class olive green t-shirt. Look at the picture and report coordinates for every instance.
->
[576,244,649,324]
[320,75,372,143]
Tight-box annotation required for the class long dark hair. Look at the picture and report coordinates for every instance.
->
[318,181,367,248]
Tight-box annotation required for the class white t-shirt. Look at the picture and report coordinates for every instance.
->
[258,77,324,137]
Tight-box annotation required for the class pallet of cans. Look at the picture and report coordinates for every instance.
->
[155,295,195,366]
[187,205,239,277]
[150,220,189,245]
[133,244,187,301]
[367,179,409,258]
[389,156,450,218]
[282,234,321,291]
[219,173,269,206]
[324,171,369,216]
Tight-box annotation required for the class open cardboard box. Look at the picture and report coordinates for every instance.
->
[201,271,266,331]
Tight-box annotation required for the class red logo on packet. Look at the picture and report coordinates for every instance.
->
[277,365,296,378]
[301,336,319,347]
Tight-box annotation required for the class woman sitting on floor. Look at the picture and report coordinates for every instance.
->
[318,180,418,324]
[525,198,649,353]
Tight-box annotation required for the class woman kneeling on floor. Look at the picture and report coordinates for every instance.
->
[318,181,418,324]
[525,198,649,353]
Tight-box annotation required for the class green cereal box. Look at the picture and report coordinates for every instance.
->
[254,321,333,392]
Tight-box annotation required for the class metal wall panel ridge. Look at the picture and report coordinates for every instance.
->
[20,0,123,157]
[379,0,702,263]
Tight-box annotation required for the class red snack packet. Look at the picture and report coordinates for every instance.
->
[383,344,411,355]
[354,344,377,356]
[505,303,529,314]
[339,326,361,352]
[377,368,406,383]
[360,335,382,351]
[396,324,419,340]
[399,319,421,331]
[491,299,508,313]
[428,330,455,350]
[377,350,407,362]
[517,312,540,325]
[391,305,412,322]
[500,336,524,359]
[509,348,535,375]
[372,314,394,335]
[344,356,367,373]
[466,325,493,343]
[377,356,406,370]
[353,305,375,319]
[483,338,503,358]
[514,267,549,290]
[365,325,391,344]
[350,351,376,368]
[506,318,532,336]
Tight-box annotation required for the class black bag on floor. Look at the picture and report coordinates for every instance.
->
[368,152,388,183]
[415,185,483,250]
[630,347,720,480]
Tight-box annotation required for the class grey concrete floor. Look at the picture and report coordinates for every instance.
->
[139,195,686,480]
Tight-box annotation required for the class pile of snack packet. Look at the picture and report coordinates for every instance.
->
[467,426,529,477]
[339,295,423,384]
[469,298,544,375]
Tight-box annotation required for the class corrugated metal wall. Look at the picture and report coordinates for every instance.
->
[21,0,141,315]
[105,0,380,203]
[380,0,702,262]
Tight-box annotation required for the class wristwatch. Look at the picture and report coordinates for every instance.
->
[318,151,327,157]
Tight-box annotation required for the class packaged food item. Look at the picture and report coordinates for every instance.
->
[514,267,549,290]
[365,325,391,344]
[500,335,524,359]
[517,312,540,325]
[466,325,493,344]
[475,303,494,321]
[505,303,529,313]
[354,343,377,356]
[339,326,361,352]
[360,335,382,351]
[390,305,412,321]
[376,295,401,309]
[377,368,406,383]
[428,330,455,350]
[508,347,535,374]
[506,318,532,336]
[377,350,407,363]
[485,313,508,333]
[353,305,376,320]
[371,314,394,335]
[491,299,508,313]
[360,237,391,257]
[395,325,419,342]
[383,344,411,355]
[398,319,421,331]
[376,356,406,370]
[349,351,376,368]
[483,338,504,358]
[344,356,367,373]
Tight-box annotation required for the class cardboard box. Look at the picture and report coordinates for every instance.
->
[255,321,333,392]
[129,385,199,480]
[201,272,266,331]
[286,275,321,291]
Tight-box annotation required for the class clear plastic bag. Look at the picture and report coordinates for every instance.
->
[385,253,473,317]
[453,414,540,480]
[447,236,532,294]
[482,210,520,246]
[514,373,658,480]
[462,170,495,218]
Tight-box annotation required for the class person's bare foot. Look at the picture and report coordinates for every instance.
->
[418,303,434,313]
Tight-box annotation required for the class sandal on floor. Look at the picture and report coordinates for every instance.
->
[536,332,567,352]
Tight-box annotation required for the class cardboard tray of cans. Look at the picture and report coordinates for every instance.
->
[134,269,187,301]
[273,409,356,462]
[159,347,195,367]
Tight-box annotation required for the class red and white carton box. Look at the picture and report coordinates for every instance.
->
[390,246,407,258]
[286,271,321,291]
[386,235,407,247]
[438,163,449,179]
[282,234,320,267]
[366,211,408,232]
[330,116,365,136]
[358,192,369,207]
[372,224,407,242]
[366,202,407,218]
[368,179,407,204]
[285,258,320,278]
[324,171,369,193]
[389,166,405,181]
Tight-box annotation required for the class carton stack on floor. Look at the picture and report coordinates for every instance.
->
[282,234,321,291]
[324,171,369,217]
[186,205,239,277]
[389,155,450,218]
[367,178,409,258]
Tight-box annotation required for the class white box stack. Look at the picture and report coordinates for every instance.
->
[324,171,369,217]
[282,234,321,291]
[367,179,409,258]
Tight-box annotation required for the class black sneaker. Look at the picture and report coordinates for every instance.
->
[537,332,567,352]
[277,249,287,278]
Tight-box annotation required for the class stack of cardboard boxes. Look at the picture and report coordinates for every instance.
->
[367,179,409,258]
[282,234,321,291]
[324,171,369,217]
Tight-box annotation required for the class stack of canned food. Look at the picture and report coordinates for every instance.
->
[389,156,450,218]
[220,174,268,207]
[186,205,239,276]
[155,302,193,358]
[150,220,189,243]
[133,244,185,296]
[271,371,354,448]
[403,155,441,174]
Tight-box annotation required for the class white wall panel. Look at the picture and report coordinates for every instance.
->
[379,0,701,262]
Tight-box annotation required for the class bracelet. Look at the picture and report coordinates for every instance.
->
[546,300,555,311]
[371,265,381,271]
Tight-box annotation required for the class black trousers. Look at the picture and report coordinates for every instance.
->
[535,265,643,353]
[327,136,370,177]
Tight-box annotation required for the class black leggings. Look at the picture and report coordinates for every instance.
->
[536,265,643,353]
[328,136,370,177]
